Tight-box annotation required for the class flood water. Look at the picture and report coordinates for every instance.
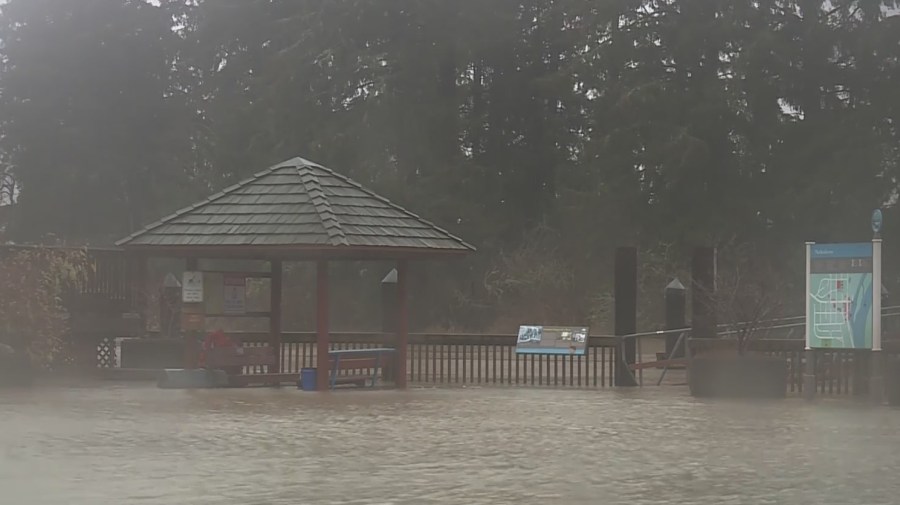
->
[2,384,900,505]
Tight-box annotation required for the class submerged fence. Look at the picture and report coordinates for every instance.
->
[93,329,900,396]
[688,338,890,396]
[241,332,620,387]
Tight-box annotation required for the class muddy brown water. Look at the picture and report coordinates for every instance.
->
[1,383,900,505]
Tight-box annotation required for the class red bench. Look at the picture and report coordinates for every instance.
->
[204,346,395,389]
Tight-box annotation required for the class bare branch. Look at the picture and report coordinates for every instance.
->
[696,242,788,355]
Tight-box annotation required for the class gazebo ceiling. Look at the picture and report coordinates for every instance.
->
[116,157,475,259]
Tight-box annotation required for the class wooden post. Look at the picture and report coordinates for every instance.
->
[159,273,182,339]
[665,278,686,358]
[270,260,283,374]
[803,349,817,401]
[852,350,870,397]
[614,247,638,387]
[316,260,330,391]
[132,254,149,330]
[396,260,409,389]
[381,269,398,382]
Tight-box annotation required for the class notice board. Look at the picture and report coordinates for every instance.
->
[807,242,874,349]
[515,325,589,355]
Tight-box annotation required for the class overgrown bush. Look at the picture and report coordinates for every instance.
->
[0,247,90,368]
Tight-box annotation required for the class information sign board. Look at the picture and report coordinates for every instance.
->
[182,271,204,303]
[515,325,589,355]
[806,243,873,349]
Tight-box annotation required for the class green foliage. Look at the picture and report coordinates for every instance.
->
[0,248,91,367]
[0,0,898,329]
[0,0,199,242]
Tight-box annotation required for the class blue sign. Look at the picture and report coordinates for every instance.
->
[872,209,883,234]
[810,242,873,259]
[807,243,873,349]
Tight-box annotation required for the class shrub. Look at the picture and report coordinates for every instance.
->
[0,247,90,368]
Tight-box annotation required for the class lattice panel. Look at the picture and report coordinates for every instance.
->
[96,337,116,368]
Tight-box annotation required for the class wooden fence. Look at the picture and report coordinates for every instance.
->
[690,339,900,396]
[95,332,900,395]
[94,332,619,386]
[242,332,620,387]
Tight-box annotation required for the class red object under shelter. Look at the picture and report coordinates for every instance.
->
[116,157,475,390]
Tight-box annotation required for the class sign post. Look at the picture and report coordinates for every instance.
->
[871,208,884,403]
[181,270,204,369]
[803,242,816,400]
[805,241,877,400]
[805,209,885,402]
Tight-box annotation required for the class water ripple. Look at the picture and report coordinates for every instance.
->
[2,385,900,504]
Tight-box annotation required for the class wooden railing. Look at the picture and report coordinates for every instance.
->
[690,339,900,396]
[230,332,620,387]
[98,331,900,395]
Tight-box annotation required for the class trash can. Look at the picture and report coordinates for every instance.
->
[299,368,317,391]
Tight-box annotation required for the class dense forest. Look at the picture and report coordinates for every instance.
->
[1,0,899,332]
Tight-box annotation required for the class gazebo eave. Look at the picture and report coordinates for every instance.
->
[117,243,473,261]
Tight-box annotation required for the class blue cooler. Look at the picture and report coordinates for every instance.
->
[299,368,317,391]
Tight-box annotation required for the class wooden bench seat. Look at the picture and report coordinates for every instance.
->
[328,348,395,389]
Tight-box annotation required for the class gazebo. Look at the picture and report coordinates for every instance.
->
[116,156,474,390]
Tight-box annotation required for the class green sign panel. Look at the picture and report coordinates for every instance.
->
[807,243,873,349]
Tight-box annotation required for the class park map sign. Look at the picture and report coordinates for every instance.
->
[516,326,589,355]
[806,243,874,349]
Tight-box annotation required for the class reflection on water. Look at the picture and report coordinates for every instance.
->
[2,383,900,505]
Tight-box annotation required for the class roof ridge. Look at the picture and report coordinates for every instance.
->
[115,165,283,246]
[303,162,476,251]
[297,165,348,247]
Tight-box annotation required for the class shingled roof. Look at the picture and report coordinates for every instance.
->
[116,157,474,257]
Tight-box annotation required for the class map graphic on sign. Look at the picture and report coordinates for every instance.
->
[516,325,589,355]
[807,243,873,349]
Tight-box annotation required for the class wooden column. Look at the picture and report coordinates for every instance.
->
[133,254,149,323]
[316,260,330,391]
[614,247,638,387]
[184,257,200,369]
[270,260,283,374]
[396,260,409,389]
[159,273,182,339]
[381,269,398,382]
[665,278,686,358]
